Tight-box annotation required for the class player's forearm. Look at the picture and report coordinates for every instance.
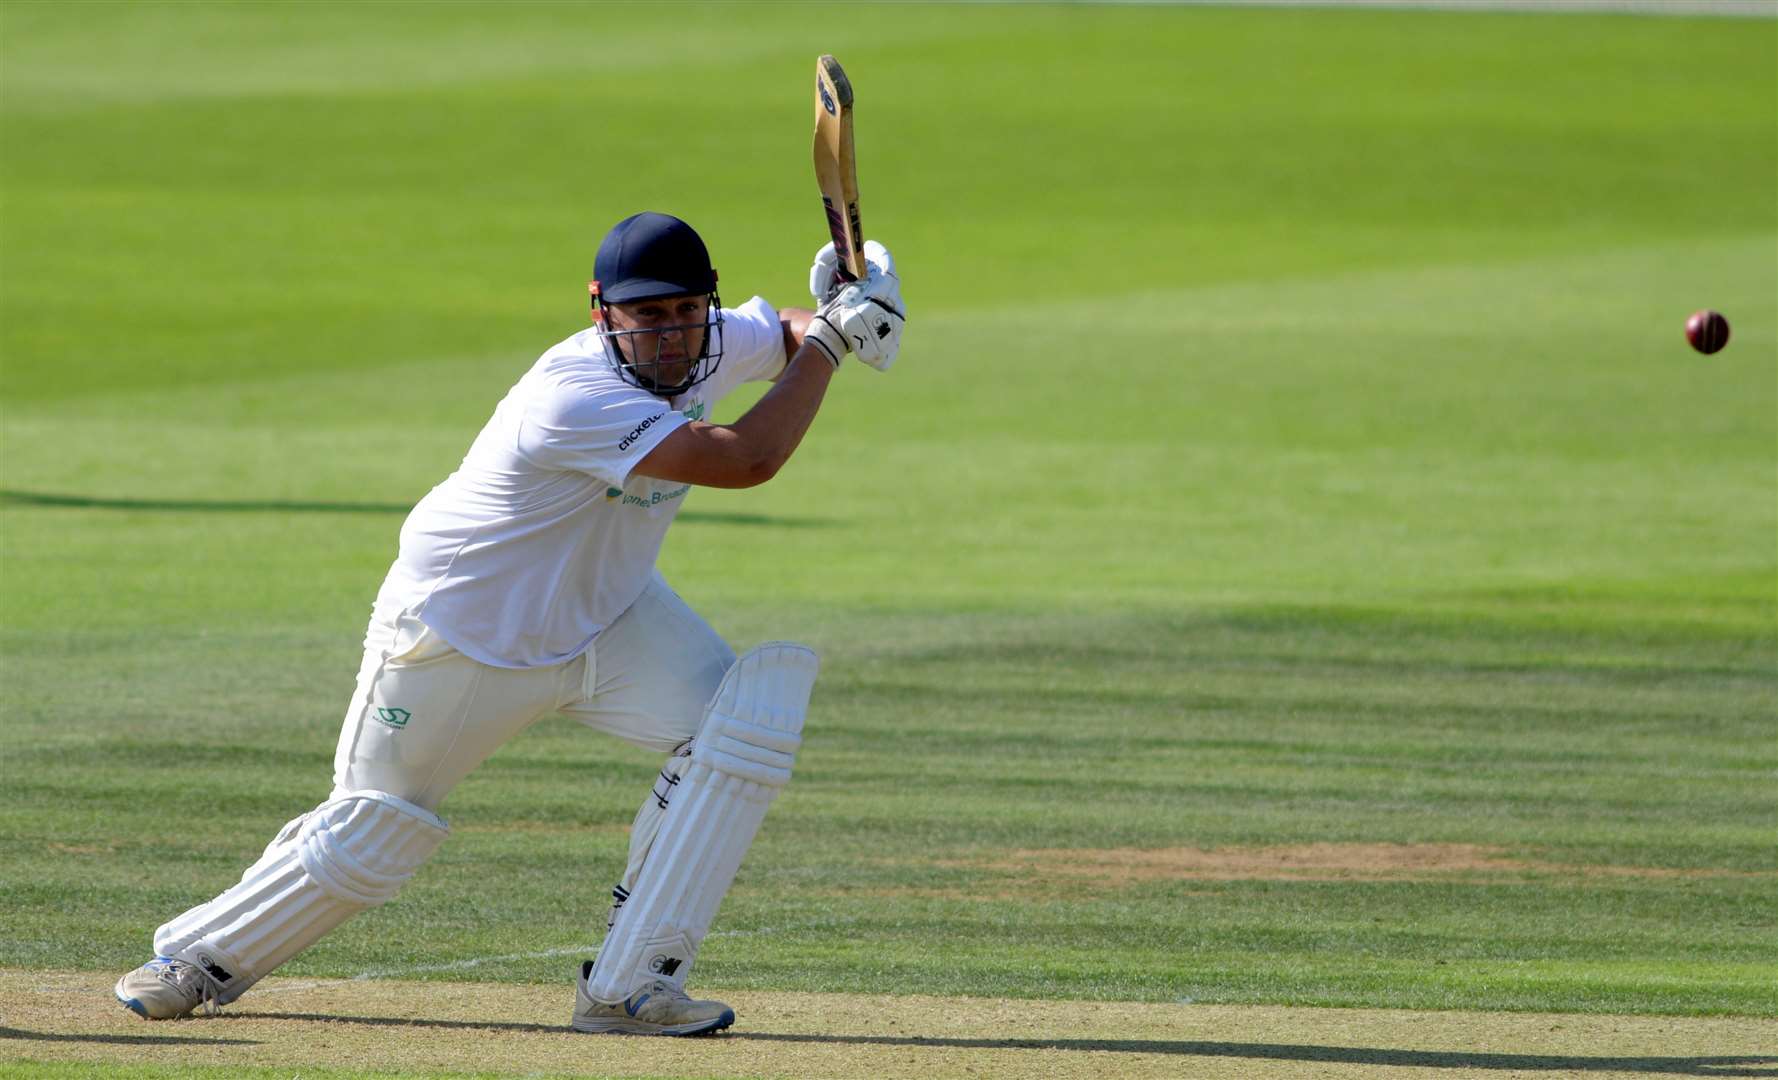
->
[629,344,835,489]
[726,341,835,480]
[779,307,815,364]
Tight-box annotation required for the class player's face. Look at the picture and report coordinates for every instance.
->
[605,295,710,392]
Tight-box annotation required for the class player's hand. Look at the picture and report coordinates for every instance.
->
[806,266,904,372]
[809,240,899,307]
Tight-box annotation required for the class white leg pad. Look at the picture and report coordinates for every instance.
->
[153,790,448,1004]
[587,642,818,1003]
[607,748,692,933]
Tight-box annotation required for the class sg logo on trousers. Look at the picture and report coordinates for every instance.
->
[374,707,412,730]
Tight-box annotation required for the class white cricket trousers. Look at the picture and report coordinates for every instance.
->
[151,573,733,1003]
[333,572,735,811]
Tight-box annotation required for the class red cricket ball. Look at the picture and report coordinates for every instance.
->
[1685,310,1730,355]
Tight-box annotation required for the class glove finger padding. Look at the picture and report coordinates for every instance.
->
[861,240,895,278]
[809,243,842,304]
[810,240,898,305]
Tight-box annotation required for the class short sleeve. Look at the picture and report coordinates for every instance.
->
[698,296,788,402]
[515,370,689,488]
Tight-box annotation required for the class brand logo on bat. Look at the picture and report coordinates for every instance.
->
[375,707,411,729]
[818,77,836,115]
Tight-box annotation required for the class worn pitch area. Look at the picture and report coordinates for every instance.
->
[3,971,1774,1080]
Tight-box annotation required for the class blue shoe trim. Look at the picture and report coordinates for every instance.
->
[117,991,149,1019]
[684,1007,735,1035]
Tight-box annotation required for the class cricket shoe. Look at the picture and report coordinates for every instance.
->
[570,961,734,1036]
[114,956,221,1020]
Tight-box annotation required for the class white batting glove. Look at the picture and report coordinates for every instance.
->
[812,266,905,372]
[802,299,850,369]
[809,240,899,307]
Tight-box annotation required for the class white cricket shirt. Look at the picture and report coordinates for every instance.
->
[375,296,787,668]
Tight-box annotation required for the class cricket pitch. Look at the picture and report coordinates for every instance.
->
[3,969,1774,1080]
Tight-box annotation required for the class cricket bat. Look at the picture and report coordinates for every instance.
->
[812,54,866,283]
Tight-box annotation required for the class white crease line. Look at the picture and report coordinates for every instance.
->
[350,944,599,981]
[344,930,788,981]
[249,979,334,996]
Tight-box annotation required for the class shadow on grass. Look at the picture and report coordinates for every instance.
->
[0,489,833,528]
[0,1025,259,1047]
[217,1015,1777,1076]
[735,1034,1777,1075]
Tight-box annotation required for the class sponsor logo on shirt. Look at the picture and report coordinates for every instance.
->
[681,402,706,422]
[614,484,689,510]
[618,412,667,452]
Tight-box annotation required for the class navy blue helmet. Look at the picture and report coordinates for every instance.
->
[589,212,724,396]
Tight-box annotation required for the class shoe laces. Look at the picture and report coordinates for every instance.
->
[160,959,222,1017]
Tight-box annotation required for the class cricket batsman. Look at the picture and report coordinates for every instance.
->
[114,212,905,1035]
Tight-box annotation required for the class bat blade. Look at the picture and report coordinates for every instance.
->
[812,54,866,282]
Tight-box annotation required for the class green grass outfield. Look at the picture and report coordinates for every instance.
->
[2,0,1773,1053]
